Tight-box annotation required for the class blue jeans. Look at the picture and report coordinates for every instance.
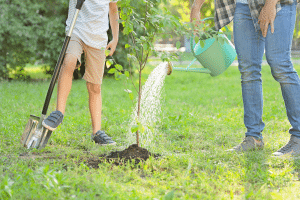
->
[233,0,300,139]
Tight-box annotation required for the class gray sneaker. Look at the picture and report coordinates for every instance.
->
[92,130,116,146]
[227,136,264,152]
[272,135,300,157]
[42,110,64,131]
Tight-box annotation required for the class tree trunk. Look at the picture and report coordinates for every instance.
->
[136,67,142,147]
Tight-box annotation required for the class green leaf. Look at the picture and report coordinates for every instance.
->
[200,40,205,48]
[143,42,149,50]
[115,64,123,71]
[194,36,199,44]
[129,93,134,100]
[139,124,145,133]
[105,50,111,56]
[125,44,131,48]
[114,71,119,80]
[108,68,116,74]
[131,125,139,133]
[125,71,130,77]
[127,54,138,62]
[176,41,181,49]
[140,36,146,41]
[106,59,113,68]
[219,37,225,45]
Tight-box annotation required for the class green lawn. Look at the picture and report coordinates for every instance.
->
[1,63,300,199]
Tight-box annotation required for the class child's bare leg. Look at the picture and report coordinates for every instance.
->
[56,55,78,114]
[86,82,102,135]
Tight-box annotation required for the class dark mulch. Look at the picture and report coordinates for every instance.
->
[86,144,160,169]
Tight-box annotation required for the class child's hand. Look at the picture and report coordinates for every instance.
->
[106,39,118,56]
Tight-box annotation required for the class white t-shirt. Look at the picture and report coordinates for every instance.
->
[65,0,116,49]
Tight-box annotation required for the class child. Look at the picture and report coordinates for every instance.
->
[42,0,119,145]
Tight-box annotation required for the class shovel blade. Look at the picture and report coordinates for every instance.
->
[21,115,52,149]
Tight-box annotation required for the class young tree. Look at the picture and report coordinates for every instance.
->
[116,0,187,146]
[109,0,231,147]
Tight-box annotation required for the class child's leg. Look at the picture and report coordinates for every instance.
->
[56,34,83,114]
[82,43,105,135]
[56,55,77,114]
[86,82,102,135]
[83,44,115,145]
[43,34,83,131]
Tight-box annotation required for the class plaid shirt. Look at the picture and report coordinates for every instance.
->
[214,0,299,32]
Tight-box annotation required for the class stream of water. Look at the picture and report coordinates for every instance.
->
[128,62,169,149]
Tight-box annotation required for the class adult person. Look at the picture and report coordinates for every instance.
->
[191,0,300,156]
[42,0,119,145]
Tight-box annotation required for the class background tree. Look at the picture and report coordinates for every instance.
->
[0,0,42,79]
[0,0,69,80]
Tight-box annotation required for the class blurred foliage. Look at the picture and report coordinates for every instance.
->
[0,0,299,80]
[0,0,41,79]
[0,0,69,80]
[159,0,228,45]
[162,0,191,23]
[35,0,69,76]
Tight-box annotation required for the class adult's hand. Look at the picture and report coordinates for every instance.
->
[258,3,277,37]
[190,6,201,24]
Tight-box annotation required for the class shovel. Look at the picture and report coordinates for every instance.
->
[21,0,86,149]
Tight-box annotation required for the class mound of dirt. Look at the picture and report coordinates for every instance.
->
[86,144,160,168]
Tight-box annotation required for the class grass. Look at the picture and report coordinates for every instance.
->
[1,62,300,199]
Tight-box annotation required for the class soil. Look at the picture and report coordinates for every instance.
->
[86,144,160,169]
[16,144,159,169]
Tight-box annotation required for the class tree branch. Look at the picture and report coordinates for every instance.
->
[130,32,142,69]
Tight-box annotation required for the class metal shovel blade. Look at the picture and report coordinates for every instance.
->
[21,115,52,149]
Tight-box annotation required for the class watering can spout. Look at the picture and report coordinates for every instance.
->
[166,61,211,74]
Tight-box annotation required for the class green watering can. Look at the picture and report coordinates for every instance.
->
[169,17,237,77]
